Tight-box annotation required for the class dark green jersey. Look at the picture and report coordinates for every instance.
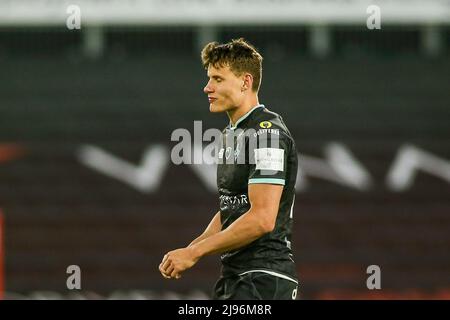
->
[217,104,298,282]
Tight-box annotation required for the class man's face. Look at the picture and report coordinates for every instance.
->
[203,64,244,113]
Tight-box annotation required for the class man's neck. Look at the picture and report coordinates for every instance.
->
[227,96,259,127]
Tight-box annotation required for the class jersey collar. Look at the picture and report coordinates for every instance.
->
[229,104,265,130]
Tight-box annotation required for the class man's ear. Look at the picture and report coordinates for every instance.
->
[243,73,253,91]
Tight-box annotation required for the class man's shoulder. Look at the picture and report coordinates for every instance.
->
[247,107,292,138]
[253,107,280,121]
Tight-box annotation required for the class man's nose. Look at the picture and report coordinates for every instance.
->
[204,82,213,94]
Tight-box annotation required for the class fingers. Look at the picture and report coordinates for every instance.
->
[159,259,168,272]
[164,263,180,280]
[161,254,169,270]
[158,260,167,274]
[159,256,171,273]
[159,253,180,280]
[158,251,184,280]
[159,254,171,278]
[160,267,182,280]
[159,265,172,279]
[165,265,175,276]
[161,256,171,272]
[170,268,179,279]
[159,263,170,278]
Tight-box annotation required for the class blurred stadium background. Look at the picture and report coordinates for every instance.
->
[0,0,449,299]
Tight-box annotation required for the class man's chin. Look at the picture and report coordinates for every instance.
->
[209,104,224,113]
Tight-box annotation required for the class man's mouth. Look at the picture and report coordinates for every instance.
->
[208,97,217,103]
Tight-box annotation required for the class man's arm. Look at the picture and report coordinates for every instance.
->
[159,211,221,279]
[188,211,222,247]
[190,183,283,257]
[159,184,283,279]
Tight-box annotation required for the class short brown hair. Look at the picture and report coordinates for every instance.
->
[201,38,263,92]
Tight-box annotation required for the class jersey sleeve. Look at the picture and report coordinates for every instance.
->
[247,129,291,186]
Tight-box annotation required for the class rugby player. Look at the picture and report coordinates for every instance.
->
[159,38,298,300]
